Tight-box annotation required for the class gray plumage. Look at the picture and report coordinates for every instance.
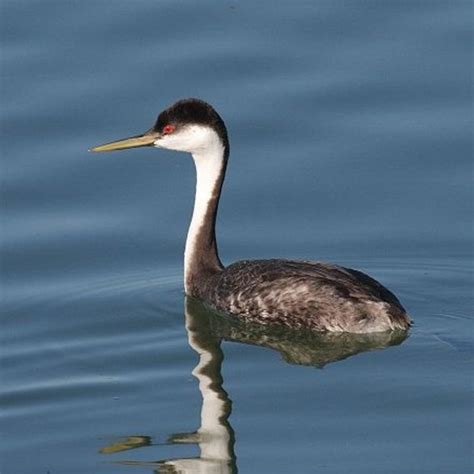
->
[186,297,408,367]
[193,259,411,333]
[93,98,412,334]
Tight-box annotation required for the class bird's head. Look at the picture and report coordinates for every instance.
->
[91,98,229,156]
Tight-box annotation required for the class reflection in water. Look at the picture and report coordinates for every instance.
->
[156,298,237,473]
[191,298,409,368]
[100,298,408,472]
[99,436,151,454]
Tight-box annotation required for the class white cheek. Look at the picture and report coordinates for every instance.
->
[154,135,179,150]
[153,125,214,153]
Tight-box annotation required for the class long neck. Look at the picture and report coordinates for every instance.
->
[184,140,228,296]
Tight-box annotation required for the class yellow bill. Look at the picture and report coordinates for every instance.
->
[90,132,158,152]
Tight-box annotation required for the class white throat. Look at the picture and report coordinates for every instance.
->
[183,128,225,291]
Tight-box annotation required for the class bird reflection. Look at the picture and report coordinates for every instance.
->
[100,297,408,472]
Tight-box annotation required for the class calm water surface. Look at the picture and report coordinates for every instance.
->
[1,2,473,473]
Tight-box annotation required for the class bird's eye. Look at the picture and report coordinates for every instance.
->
[163,124,175,135]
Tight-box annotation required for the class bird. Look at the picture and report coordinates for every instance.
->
[91,98,412,333]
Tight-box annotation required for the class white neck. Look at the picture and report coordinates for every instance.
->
[185,301,234,464]
[184,134,226,292]
[190,335,232,462]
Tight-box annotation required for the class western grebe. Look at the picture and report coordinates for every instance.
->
[91,98,412,333]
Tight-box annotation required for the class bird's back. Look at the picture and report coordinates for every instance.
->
[197,259,411,333]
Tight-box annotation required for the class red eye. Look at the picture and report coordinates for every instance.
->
[163,124,175,135]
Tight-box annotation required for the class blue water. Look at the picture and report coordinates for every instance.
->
[1,1,473,473]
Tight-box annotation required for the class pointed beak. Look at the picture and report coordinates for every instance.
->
[90,130,160,153]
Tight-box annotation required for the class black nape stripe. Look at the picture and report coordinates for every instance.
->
[140,98,411,333]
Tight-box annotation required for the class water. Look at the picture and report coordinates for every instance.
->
[1,1,472,473]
